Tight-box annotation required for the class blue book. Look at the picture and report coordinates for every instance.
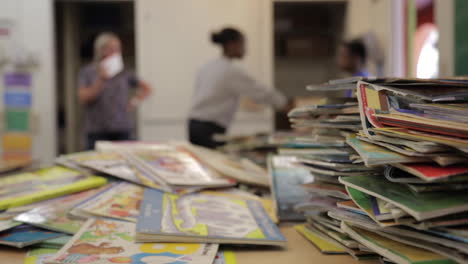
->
[0,225,63,248]
[268,155,314,221]
[136,188,286,246]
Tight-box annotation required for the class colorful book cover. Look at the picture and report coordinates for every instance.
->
[77,182,144,222]
[0,225,63,248]
[345,187,398,227]
[136,188,286,246]
[294,224,347,254]
[132,149,233,187]
[393,163,468,182]
[24,248,59,264]
[61,151,166,191]
[47,218,218,264]
[340,175,468,221]
[268,155,314,221]
[0,166,107,210]
[14,188,105,234]
[346,135,426,166]
[342,223,456,264]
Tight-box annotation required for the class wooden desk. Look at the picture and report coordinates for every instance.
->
[0,226,377,264]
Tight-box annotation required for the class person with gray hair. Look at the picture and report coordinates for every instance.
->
[78,32,152,149]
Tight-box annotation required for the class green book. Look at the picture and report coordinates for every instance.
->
[342,223,456,264]
[339,175,468,221]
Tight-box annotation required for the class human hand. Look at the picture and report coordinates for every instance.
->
[98,64,109,81]
[127,97,141,111]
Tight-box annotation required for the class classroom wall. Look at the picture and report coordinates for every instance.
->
[136,0,273,142]
[0,0,56,163]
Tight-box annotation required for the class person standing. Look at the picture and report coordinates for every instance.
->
[78,32,151,149]
[189,27,289,148]
[336,39,370,97]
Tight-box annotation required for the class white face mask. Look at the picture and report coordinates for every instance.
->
[101,53,124,78]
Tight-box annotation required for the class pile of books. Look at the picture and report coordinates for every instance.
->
[0,141,287,264]
[284,77,468,263]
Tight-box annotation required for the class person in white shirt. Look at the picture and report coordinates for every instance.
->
[189,27,289,148]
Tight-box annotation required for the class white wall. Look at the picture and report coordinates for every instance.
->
[0,0,56,163]
[136,0,273,142]
[345,0,405,77]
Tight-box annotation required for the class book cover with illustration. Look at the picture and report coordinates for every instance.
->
[47,218,218,264]
[15,188,105,234]
[0,166,107,210]
[267,155,314,221]
[76,182,144,222]
[136,188,286,246]
[131,149,234,188]
[0,225,63,248]
[340,175,468,221]
[24,248,59,264]
[60,151,166,191]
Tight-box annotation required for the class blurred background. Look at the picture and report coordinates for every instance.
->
[0,0,464,164]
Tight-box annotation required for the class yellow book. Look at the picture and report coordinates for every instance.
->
[0,166,107,210]
[295,224,347,254]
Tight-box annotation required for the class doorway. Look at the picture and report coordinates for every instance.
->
[273,1,347,130]
[54,0,135,154]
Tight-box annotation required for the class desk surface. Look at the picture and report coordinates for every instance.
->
[0,225,377,264]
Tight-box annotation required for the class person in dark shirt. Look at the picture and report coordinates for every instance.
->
[78,32,151,149]
[337,39,370,97]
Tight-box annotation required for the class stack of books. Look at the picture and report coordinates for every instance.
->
[287,77,468,264]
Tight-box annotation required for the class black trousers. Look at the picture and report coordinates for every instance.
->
[188,119,226,149]
[87,131,131,150]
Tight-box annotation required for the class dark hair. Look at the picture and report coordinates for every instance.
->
[211,28,243,46]
[343,39,367,63]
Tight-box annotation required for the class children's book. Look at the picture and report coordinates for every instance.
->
[182,143,269,187]
[340,175,468,221]
[267,155,314,221]
[0,166,107,210]
[24,248,59,264]
[136,188,286,246]
[130,148,235,188]
[14,188,106,234]
[59,151,167,191]
[47,218,219,264]
[75,182,144,222]
[0,225,63,248]
[294,224,347,254]
[342,223,457,264]
[393,163,468,182]
[345,187,398,227]
[346,135,427,166]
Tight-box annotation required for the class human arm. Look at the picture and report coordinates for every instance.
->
[129,80,152,109]
[78,66,107,104]
[227,67,288,111]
